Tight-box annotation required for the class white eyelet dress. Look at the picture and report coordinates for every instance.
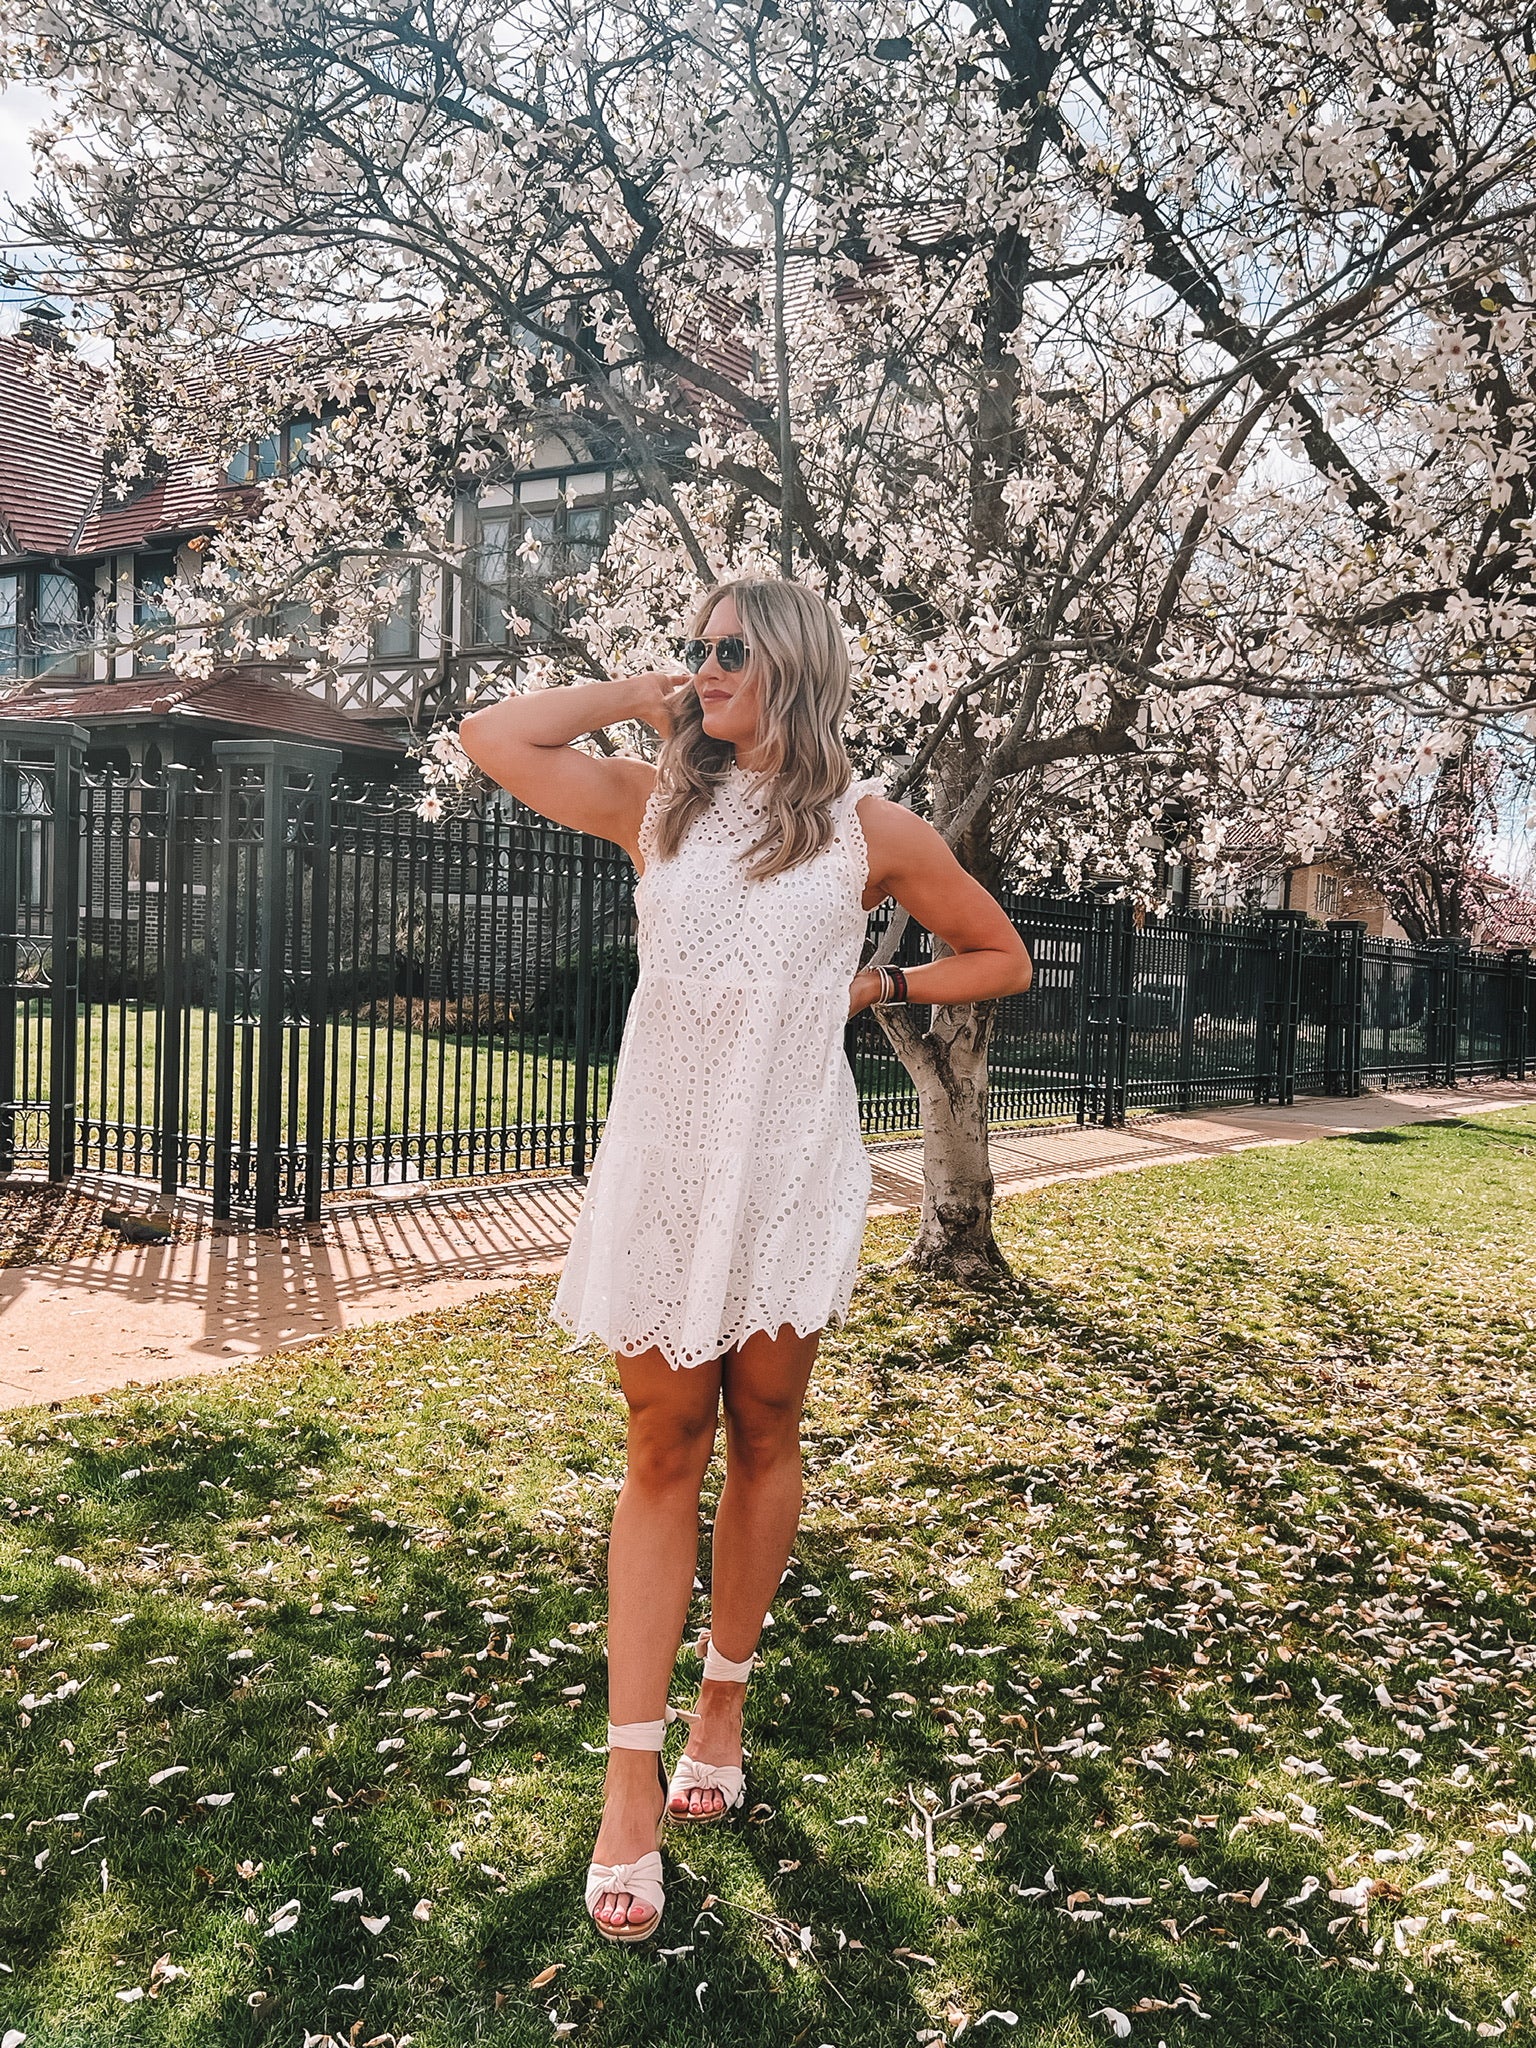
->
[548,764,886,1371]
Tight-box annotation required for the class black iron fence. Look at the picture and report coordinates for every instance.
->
[2,726,1532,1225]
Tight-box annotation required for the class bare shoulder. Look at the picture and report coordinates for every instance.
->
[852,793,948,909]
[853,792,939,857]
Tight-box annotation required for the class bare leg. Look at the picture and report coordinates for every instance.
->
[591,1345,721,1932]
[670,1323,819,1820]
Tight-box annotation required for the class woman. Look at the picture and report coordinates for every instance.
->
[458,577,1031,1943]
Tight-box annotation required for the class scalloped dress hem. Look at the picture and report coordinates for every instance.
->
[546,1298,856,1373]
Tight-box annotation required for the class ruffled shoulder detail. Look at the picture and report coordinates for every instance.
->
[841,774,887,905]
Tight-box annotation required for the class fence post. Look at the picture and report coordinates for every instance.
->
[0,744,13,1176]
[1087,896,1134,1128]
[301,765,335,1225]
[0,720,88,1180]
[1324,919,1365,1097]
[156,762,191,1201]
[1174,922,1198,1114]
[569,833,596,1181]
[1072,901,1097,1127]
[210,741,340,1228]
[1423,936,1466,1088]
[1507,948,1531,1082]
[1446,936,1469,1087]
[1422,940,1447,1087]
[1263,908,1306,1105]
[1081,896,1111,1127]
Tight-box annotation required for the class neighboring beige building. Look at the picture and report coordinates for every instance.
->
[1197,830,1536,948]
[1193,827,1409,937]
[1280,861,1409,939]
[1472,881,1536,951]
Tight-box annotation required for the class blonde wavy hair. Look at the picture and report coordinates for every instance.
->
[649,577,860,882]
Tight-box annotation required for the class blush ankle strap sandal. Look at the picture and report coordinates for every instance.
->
[666,1642,755,1825]
[586,1709,675,1943]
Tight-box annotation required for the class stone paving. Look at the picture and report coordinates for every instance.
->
[2,1079,1532,1410]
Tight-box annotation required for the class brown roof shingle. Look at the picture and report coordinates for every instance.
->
[0,337,229,558]
[0,340,103,556]
[0,668,405,755]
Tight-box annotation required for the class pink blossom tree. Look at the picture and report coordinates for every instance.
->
[5,0,1535,1276]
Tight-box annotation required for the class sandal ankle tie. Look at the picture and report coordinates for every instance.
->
[606,1705,678,1751]
[702,1642,757,1683]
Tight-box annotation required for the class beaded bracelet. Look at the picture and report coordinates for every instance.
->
[872,964,910,1006]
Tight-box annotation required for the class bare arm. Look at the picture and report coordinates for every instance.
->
[849,797,1032,1013]
[458,673,686,865]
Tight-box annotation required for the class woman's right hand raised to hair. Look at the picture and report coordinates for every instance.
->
[625,671,692,738]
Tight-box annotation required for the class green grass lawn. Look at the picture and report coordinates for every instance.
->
[2,1109,1534,2047]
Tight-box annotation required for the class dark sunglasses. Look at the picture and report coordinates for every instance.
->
[680,634,752,674]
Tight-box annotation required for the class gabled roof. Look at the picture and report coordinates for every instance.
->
[76,465,225,555]
[0,340,103,556]
[0,668,406,755]
[0,331,421,563]
[1476,890,1536,949]
[0,336,229,559]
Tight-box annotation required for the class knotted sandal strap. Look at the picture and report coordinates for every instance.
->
[587,1746,670,1942]
[666,1747,745,1819]
[585,1850,666,1939]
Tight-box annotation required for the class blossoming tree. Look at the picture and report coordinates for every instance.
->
[5,0,1535,1278]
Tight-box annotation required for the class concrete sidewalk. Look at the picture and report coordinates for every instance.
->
[3,1079,1532,1410]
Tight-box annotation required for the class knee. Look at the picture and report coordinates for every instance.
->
[723,1397,803,1481]
[625,1408,716,1497]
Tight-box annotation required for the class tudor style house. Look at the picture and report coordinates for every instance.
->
[0,324,634,774]
[1189,819,1411,938]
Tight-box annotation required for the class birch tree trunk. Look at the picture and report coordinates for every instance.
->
[875,990,1014,1285]
[867,705,1018,1283]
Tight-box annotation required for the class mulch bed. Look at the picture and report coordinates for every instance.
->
[0,1181,203,1268]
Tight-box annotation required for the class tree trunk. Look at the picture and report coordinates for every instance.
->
[877,997,1014,1285]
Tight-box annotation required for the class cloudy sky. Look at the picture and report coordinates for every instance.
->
[0,77,50,325]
